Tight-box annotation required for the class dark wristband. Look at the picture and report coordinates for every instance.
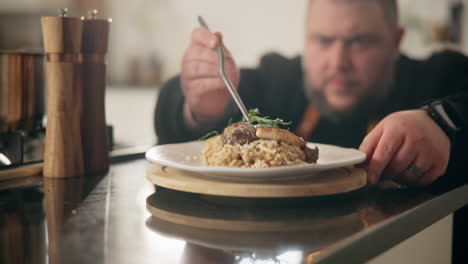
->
[422,100,461,146]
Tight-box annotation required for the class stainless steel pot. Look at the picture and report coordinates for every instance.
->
[0,50,46,133]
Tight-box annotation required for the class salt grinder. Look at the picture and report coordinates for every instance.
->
[80,9,111,174]
[41,8,84,178]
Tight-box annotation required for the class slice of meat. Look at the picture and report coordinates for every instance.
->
[255,127,305,147]
[302,145,319,163]
[221,123,258,145]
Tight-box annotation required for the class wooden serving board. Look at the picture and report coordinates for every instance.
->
[146,164,367,198]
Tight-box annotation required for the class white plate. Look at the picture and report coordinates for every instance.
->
[146,141,366,181]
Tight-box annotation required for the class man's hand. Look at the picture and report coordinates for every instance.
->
[359,109,451,185]
[181,27,240,128]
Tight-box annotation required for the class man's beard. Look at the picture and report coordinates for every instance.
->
[302,70,394,123]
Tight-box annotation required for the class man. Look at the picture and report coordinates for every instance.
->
[155,0,468,187]
[156,1,468,261]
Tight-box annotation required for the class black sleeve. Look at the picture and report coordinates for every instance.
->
[425,51,468,185]
[442,91,468,183]
[154,76,202,144]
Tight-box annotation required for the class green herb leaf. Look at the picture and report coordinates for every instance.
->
[200,108,291,140]
[199,130,219,140]
[243,108,291,128]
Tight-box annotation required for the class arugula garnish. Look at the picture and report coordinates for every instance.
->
[242,108,291,128]
[227,117,233,127]
[199,130,219,140]
[199,108,291,140]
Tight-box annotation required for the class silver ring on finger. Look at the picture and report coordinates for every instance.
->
[406,163,424,178]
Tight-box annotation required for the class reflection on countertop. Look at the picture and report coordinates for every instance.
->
[1,158,464,264]
[0,186,45,264]
[145,184,437,264]
[146,188,365,263]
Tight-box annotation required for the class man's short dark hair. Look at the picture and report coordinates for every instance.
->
[308,0,399,30]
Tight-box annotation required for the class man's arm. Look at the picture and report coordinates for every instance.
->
[416,53,468,184]
[431,91,468,185]
[154,76,204,144]
[154,27,240,145]
[155,68,267,144]
[360,51,468,186]
[154,53,302,145]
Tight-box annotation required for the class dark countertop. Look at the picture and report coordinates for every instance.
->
[1,155,467,264]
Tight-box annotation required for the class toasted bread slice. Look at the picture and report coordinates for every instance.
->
[256,127,305,147]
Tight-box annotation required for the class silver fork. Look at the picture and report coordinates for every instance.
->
[197,16,250,122]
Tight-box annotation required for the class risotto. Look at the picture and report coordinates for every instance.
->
[202,123,319,168]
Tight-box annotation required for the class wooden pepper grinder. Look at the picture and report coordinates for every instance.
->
[81,9,110,175]
[41,8,84,178]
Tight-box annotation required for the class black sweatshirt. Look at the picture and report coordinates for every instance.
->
[155,50,468,184]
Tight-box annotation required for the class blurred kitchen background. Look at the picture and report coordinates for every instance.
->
[0,1,466,263]
[1,0,467,147]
